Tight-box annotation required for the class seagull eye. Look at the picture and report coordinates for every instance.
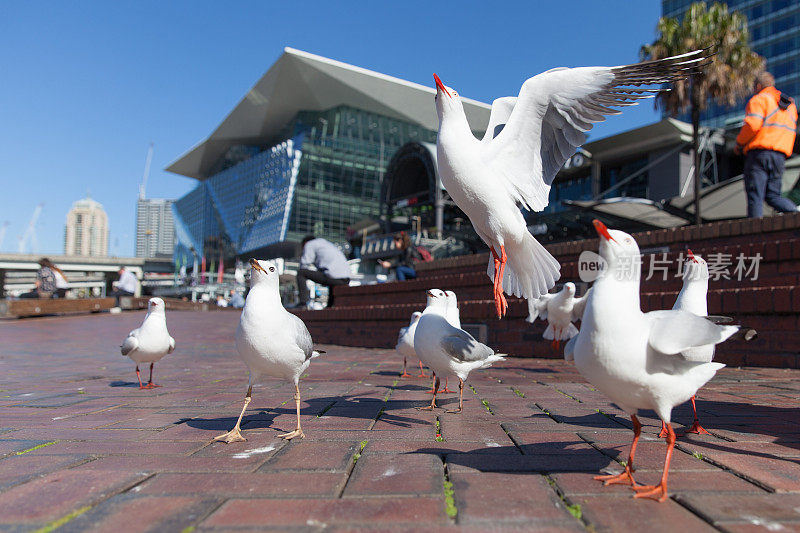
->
[269,266,275,272]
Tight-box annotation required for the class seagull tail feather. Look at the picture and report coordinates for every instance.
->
[486,232,560,309]
[480,354,506,369]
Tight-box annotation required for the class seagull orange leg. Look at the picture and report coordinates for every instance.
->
[490,246,509,318]
[418,375,440,410]
[143,362,161,389]
[658,420,668,438]
[685,396,710,435]
[426,373,438,394]
[633,421,675,502]
[135,366,145,389]
[595,414,641,487]
[416,360,427,378]
[400,356,412,378]
[441,377,455,394]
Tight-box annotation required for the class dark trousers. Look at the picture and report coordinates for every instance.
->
[395,265,417,281]
[109,289,134,306]
[296,269,349,307]
[744,149,797,218]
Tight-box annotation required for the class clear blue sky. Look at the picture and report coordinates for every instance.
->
[0,1,663,257]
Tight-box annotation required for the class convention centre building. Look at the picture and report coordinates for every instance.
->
[166,48,490,263]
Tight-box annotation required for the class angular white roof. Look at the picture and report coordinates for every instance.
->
[167,47,492,180]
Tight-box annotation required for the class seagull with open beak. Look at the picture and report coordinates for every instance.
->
[565,220,739,501]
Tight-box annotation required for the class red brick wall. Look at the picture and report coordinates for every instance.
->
[295,214,800,368]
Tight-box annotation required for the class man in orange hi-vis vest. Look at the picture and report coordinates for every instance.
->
[735,71,798,218]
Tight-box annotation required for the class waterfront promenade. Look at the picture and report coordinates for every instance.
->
[1,310,799,531]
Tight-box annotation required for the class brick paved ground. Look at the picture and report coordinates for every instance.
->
[1,311,800,532]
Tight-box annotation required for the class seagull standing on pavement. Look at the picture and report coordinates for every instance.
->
[414,289,505,413]
[566,221,739,502]
[433,50,709,319]
[397,311,425,378]
[120,297,175,389]
[665,250,714,436]
[215,259,322,443]
[528,282,590,351]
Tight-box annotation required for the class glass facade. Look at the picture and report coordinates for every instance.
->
[662,0,800,127]
[173,105,437,262]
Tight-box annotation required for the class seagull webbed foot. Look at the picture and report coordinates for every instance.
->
[277,429,305,440]
[214,429,246,443]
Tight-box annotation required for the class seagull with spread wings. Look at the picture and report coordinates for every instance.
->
[433,49,709,319]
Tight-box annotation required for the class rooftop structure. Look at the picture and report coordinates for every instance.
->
[167,48,491,262]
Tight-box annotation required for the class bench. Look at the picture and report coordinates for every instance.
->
[0,298,115,318]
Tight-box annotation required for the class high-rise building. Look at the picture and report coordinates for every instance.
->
[135,198,175,258]
[662,0,800,128]
[166,48,491,262]
[64,196,109,257]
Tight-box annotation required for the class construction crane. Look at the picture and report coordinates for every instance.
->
[139,142,154,200]
[18,203,44,254]
[0,221,9,250]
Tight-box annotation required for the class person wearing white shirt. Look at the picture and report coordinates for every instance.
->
[296,235,351,308]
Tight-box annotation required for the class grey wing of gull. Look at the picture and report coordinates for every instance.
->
[288,313,315,360]
[440,329,495,363]
[120,335,138,356]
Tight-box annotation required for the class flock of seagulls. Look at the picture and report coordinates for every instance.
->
[115,49,758,503]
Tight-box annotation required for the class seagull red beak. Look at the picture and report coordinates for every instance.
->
[592,219,616,242]
[433,74,451,98]
[249,258,267,273]
[687,249,699,263]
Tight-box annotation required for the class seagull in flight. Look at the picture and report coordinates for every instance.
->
[433,49,709,319]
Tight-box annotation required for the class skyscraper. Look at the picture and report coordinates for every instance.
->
[64,196,109,257]
[135,198,175,258]
[662,0,800,127]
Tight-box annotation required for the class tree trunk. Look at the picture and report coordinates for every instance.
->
[691,79,702,226]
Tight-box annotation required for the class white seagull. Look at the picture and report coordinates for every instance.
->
[433,49,709,319]
[396,311,425,378]
[445,290,461,328]
[414,289,505,413]
[528,282,590,351]
[665,249,714,436]
[120,297,175,389]
[215,259,323,443]
[567,221,739,502]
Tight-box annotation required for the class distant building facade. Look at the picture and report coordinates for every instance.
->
[662,0,800,128]
[64,196,109,257]
[166,48,490,263]
[135,198,175,258]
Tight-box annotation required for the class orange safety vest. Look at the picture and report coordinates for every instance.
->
[736,86,797,158]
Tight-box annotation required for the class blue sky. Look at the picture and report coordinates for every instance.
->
[0,1,663,256]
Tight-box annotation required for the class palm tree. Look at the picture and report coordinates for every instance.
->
[641,2,764,224]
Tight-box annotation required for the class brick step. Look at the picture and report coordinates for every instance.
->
[298,284,800,368]
[336,240,800,307]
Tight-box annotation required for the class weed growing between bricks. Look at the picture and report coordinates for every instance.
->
[32,505,91,533]
[435,416,444,441]
[544,475,585,526]
[441,459,457,521]
[336,439,369,498]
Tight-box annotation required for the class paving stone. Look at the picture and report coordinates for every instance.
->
[203,497,448,527]
[0,469,147,524]
[2,311,800,529]
[137,471,343,497]
[59,494,218,533]
[343,453,442,496]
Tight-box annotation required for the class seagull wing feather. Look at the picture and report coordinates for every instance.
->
[483,50,707,212]
[440,329,495,363]
[120,335,138,357]
[647,309,739,359]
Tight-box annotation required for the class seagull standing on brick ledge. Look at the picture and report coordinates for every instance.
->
[433,49,710,319]
[120,297,175,389]
[215,259,323,443]
[565,221,739,502]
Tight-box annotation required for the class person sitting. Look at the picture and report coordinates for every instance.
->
[19,258,58,299]
[379,232,421,281]
[44,259,70,298]
[110,266,138,306]
[297,235,351,308]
